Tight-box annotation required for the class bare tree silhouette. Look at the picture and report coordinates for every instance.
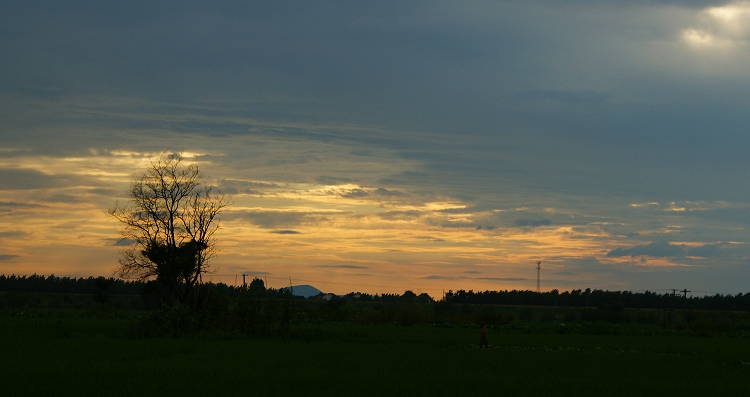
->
[108,152,230,303]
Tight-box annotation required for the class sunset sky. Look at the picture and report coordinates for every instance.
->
[2,1,750,296]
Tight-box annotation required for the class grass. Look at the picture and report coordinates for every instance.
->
[1,315,749,396]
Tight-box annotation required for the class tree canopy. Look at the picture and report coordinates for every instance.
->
[108,152,230,303]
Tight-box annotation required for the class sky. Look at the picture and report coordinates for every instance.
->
[2,0,750,296]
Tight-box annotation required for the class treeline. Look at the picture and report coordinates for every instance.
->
[0,274,145,295]
[2,274,749,311]
[0,274,434,304]
[444,288,750,311]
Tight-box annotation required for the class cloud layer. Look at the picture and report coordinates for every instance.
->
[1,1,749,294]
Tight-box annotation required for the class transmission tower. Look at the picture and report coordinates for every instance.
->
[536,261,542,293]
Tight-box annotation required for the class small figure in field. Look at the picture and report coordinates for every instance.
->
[479,322,489,349]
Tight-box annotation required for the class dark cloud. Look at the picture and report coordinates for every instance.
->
[45,194,84,203]
[0,254,19,262]
[431,220,477,229]
[0,201,44,209]
[0,169,73,190]
[88,188,116,196]
[515,219,552,227]
[218,179,279,195]
[3,1,747,204]
[378,171,429,185]
[0,231,27,239]
[341,189,370,199]
[606,241,722,258]
[220,187,262,196]
[686,244,721,258]
[316,176,356,185]
[373,188,407,197]
[684,206,750,226]
[270,230,301,235]
[607,241,684,258]
[377,210,423,220]
[313,265,368,269]
[226,210,330,229]
[423,275,452,280]
[476,226,496,230]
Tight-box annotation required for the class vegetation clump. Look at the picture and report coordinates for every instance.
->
[107,152,230,304]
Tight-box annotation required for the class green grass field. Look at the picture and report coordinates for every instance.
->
[1,314,749,396]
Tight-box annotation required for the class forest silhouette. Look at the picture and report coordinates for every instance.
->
[3,273,750,310]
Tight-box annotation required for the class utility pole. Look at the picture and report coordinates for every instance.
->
[682,288,691,313]
[536,261,542,293]
[242,274,246,287]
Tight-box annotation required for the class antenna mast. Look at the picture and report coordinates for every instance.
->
[536,261,542,293]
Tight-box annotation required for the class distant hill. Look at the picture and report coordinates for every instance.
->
[285,284,323,298]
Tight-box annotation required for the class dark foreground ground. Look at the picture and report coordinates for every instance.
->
[1,313,749,396]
